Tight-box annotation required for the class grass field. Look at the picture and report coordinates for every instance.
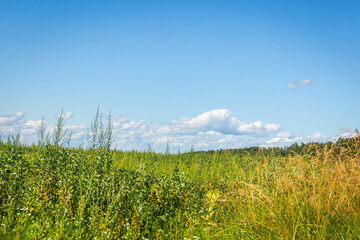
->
[0,133,360,239]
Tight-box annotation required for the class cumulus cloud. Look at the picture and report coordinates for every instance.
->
[158,109,280,136]
[0,110,337,152]
[66,124,87,140]
[107,109,281,152]
[331,129,359,142]
[0,112,85,144]
[288,79,317,89]
[264,131,331,147]
[25,120,43,128]
[0,112,25,125]
[276,131,293,138]
[0,112,37,143]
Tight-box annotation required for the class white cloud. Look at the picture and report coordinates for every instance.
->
[72,131,87,140]
[310,132,329,142]
[25,120,42,128]
[0,110,338,153]
[0,112,85,144]
[276,131,293,138]
[57,112,73,120]
[0,112,26,134]
[288,78,316,89]
[332,129,359,141]
[0,112,25,125]
[66,124,87,131]
[0,112,38,143]
[108,109,281,152]
[158,109,280,136]
[299,79,311,85]
[264,131,331,147]
[65,124,87,140]
[288,83,296,89]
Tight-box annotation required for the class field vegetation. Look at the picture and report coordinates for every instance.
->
[0,111,359,239]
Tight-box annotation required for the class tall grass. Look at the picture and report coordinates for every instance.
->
[0,126,359,239]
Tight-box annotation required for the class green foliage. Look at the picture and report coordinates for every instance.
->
[1,131,359,239]
[196,137,360,159]
[37,117,47,147]
[0,145,207,239]
[165,139,170,155]
[88,107,115,151]
[53,109,70,149]
[6,133,21,147]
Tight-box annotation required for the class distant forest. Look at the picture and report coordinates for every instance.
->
[195,133,360,158]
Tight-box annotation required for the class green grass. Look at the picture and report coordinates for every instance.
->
[0,136,360,239]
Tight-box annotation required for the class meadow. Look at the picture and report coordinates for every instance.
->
[0,119,359,239]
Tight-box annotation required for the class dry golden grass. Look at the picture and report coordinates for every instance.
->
[213,134,360,239]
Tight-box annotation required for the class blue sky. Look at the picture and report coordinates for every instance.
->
[1,0,359,151]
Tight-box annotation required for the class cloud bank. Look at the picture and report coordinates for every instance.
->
[264,131,330,147]
[157,109,280,136]
[0,109,332,152]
